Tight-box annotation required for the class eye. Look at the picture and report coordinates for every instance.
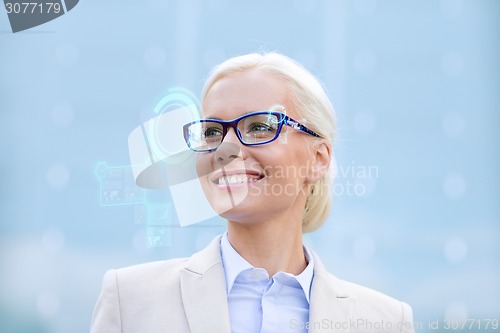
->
[203,127,223,138]
[247,122,276,132]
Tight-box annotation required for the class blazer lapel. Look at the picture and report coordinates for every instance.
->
[180,235,231,333]
[309,251,354,333]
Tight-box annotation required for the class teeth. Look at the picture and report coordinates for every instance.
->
[217,174,260,185]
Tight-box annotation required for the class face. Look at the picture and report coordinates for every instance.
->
[196,69,320,226]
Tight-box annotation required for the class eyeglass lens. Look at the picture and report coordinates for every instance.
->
[187,113,281,151]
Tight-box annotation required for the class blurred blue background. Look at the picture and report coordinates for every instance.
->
[1,0,499,332]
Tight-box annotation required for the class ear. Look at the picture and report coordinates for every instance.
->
[307,139,332,183]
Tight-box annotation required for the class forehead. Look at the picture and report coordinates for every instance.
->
[202,70,292,119]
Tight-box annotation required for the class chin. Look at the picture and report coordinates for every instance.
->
[214,203,262,225]
[206,188,252,216]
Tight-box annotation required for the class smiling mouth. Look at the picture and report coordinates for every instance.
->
[215,174,264,185]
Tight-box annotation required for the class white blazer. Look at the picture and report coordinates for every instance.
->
[91,235,414,333]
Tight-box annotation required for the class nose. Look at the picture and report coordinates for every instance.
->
[221,127,241,145]
[214,128,243,166]
[214,142,241,166]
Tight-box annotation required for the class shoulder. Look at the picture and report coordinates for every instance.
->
[92,258,197,332]
[310,252,414,332]
[115,257,188,277]
[99,258,191,321]
[311,250,409,309]
[106,234,223,290]
[316,269,408,306]
[108,257,189,290]
[333,273,405,307]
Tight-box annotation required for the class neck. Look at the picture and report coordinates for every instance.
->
[227,215,307,277]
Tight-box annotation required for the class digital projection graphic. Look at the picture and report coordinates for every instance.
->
[3,0,79,33]
[95,162,173,247]
[95,162,144,206]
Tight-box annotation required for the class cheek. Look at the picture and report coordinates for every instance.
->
[266,150,311,184]
[195,154,212,179]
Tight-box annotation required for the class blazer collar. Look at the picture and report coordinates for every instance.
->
[308,249,354,332]
[180,235,231,333]
[180,235,354,333]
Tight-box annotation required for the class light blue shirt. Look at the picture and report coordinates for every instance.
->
[220,232,314,333]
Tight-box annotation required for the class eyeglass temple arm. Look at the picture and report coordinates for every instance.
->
[284,117,321,138]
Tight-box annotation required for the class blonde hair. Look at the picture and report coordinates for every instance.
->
[201,52,337,232]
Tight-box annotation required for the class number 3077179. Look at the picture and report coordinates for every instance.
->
[5,2,61,14]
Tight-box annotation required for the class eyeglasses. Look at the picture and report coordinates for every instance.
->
[183,109,321,152]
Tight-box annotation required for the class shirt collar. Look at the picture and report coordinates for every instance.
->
[220,232,253,295]
[220,232,314,303]
[296,245,314,303]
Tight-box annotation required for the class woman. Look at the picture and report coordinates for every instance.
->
[91,52,414,333]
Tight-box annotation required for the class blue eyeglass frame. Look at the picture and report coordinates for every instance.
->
[183,110,321,152]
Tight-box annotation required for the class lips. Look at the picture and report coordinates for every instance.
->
[216,174,261,185]
[211,170,264,186]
